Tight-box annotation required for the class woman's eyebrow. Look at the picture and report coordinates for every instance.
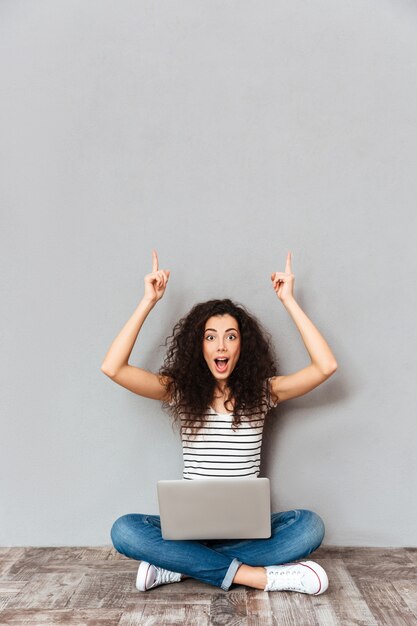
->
[205,328,238,332]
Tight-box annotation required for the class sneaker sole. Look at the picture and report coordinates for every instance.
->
[136,560,152,592]
[299,561,329,595]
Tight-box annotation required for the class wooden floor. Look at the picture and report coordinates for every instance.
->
[0,545,416,625]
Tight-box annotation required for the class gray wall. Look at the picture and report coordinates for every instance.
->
[1,0,416,547]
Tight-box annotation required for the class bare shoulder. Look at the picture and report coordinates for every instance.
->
[268,363,337,404]
[101,365,174,402]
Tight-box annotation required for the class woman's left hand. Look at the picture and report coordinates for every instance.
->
[271,251,295,304]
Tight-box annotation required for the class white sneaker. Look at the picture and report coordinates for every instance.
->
[136,560,183,591]
[264,560,328,595]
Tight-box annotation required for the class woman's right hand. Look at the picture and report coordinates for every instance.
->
[143,249,170,304]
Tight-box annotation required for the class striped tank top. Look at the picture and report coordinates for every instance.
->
[177,378,278,480]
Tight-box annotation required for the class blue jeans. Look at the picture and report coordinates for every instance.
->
[111,509,325,591]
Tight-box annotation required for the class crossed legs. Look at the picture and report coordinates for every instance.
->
[111,508,325,591]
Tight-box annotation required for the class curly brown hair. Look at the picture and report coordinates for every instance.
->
[158,298,279,438]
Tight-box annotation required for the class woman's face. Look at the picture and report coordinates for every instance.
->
[202,314,241,383]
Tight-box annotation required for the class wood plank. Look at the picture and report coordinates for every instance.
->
[346,563,417,581]
[246,590,274,626]
[184,604,210,626]
[125,577,213,597]
[34,547,114,562]
[0,548,27,578]
[314,546,414,563]
[65,572,210,609]
[311,558,378,625]
[65,572,145,609]
[357,580,417,626]
[5,573,83,609]
[0,581,27,595]
[8,560,138,577]
[6,547,113,578]
[0,580,28,611]
[0,608,122,625]
[311,601,341,626]
[392,580,417,621]
[117,603,210,625]
[268,590,319,626]
[0,580,27,611]
[0,548,26,562]
[2,573,85,609]
[164,577,223,596]
[1,547,417,625]
[209,590,248,625]
[404,548,417,565]
[124,590,211,606]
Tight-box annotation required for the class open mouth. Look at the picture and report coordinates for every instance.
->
[214,358,229,372]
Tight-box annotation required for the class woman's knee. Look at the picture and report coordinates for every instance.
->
[297,509,325,549]
[110,513,143,554]
[110,514,128,553]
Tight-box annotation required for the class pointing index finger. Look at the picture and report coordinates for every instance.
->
[152,249,159,273]
[285,250,292,273]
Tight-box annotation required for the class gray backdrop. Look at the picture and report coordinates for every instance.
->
[1,0,416,547]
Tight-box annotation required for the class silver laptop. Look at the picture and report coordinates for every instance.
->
[157,477,271,540]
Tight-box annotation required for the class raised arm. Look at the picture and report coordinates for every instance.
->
[268,251,338,404]
[100,250,172,401]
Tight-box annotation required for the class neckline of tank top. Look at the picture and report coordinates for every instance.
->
[209,380,270,416]
[208,406,234,416]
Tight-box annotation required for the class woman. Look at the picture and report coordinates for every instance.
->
[101,249,337,594]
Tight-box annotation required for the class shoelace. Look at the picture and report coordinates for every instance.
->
[154,566,181,586]
[267,564,308,591]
